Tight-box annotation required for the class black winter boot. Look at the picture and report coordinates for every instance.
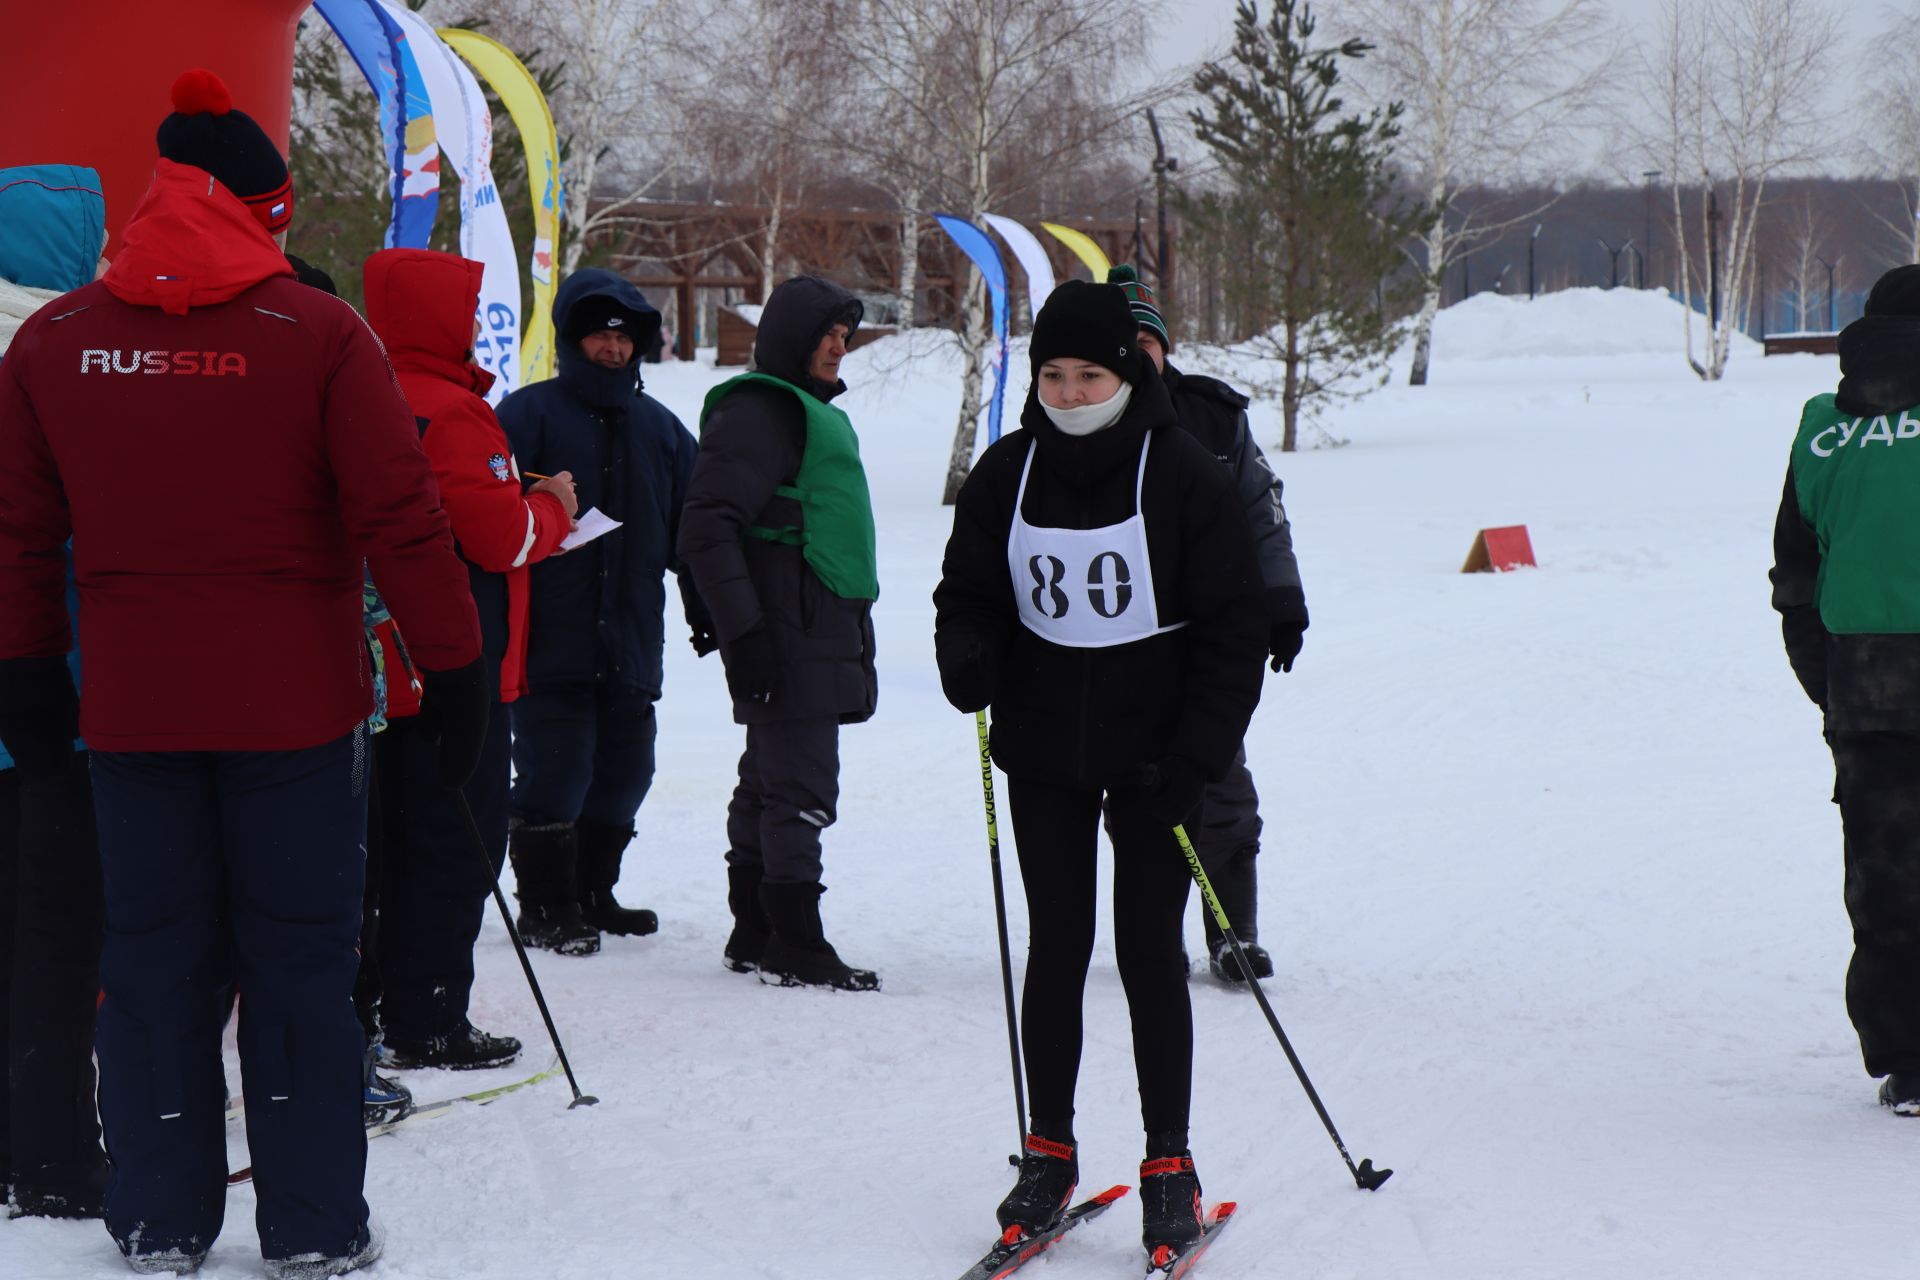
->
[757,881,879,991]
[995,1133,1078,1237]
[1207,937,1274,983]
[386,1020,522,1072]
[576,821,658,937]
[724,865,771,973]
[1880,1072,1920,1115]
[1202,846,1269,982]
[9,1152,109,1220]
[1139,1147,1203,1256]
[509,821,600,956]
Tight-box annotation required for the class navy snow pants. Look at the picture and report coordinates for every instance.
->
[91,730,370,1264]
[508,684,659,830]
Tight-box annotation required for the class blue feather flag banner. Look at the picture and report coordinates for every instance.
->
[935,213,1014,444]
[314,0,439,248]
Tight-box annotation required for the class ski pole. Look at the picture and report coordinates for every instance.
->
[457,794,599,1110]
[1172,822,1389,1191]
[976,711,1028,1162]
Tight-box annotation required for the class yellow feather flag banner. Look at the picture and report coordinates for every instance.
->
[1039,222,1112,281]
[440,27,562,386]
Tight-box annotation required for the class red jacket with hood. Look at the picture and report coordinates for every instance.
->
[0,160,480,752]
[363,249,568,711]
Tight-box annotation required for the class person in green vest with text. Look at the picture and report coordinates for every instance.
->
[1771,263,1920,1116]
[678,276,880,991]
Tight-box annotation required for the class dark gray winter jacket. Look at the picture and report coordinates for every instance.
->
[677,277,876,725]
[1164,363,1307,638]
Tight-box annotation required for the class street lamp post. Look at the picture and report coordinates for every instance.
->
[1815,254,1840,331]
[1529,223,1541,299]
[1642,170,1662,288]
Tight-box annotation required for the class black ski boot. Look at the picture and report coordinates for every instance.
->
[995,1133,1078,1237]
[509,821,600,956]
[576,821,658,937]
[386,1020,522,1072]
[757,881,880,991]
[1139,1149,1204,1256]
[1880,1073,1920,1115]
[723,864,771,973]
[363,1040,414,1127]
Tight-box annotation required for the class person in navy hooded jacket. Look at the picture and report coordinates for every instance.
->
[497,270,708,955]
[0,163,110,1221]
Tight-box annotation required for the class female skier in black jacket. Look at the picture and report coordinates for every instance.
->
[933,281,1267,1258]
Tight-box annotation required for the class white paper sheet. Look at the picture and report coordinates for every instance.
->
[560,507,622,552]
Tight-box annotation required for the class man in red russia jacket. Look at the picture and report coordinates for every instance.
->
[362,247,577,1072]
[0,72,486,1277]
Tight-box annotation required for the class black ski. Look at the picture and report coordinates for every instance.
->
[227,1061,561,1186]
[957,1184,1130,1280]
[1145,1202,1237,1278]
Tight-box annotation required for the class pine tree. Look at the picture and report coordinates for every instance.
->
[1184,0,1429,450]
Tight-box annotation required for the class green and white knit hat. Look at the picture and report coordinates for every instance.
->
[1106,264,1170,353]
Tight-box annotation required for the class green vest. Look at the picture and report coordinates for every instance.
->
[1791,392,1920,633]
[700,372,880,601]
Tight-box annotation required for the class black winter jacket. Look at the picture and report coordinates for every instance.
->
[677,276,876,725]
[1771,315,1920,730]
[497,270,706,696]
[933,368,1267,787]
[1164,363,1308,632]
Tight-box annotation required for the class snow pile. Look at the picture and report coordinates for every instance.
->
[1418,285,1762,364]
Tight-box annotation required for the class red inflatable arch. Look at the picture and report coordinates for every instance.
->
[0,0,309,254]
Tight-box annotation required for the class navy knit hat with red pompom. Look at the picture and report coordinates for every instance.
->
[1107,263,1170,353]
[156,69,294,235]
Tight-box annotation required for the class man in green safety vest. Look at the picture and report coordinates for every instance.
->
[679,275,881,992]
[1771,263,1920,1117]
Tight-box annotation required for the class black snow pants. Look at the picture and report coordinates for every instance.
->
[1191,746,1263,947]
[1009,775,1195,1139]
[91,730,370,1265]
[1832,729,1920,1077]
[367,703,510,1045]
[0,755,106,1196]
[725,717,839,887]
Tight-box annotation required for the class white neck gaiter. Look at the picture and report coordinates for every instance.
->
[1042,381,1133,437]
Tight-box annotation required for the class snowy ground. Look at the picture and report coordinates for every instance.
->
[5,288,1909,1279]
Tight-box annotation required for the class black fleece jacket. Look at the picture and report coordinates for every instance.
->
[933,366,1267,787]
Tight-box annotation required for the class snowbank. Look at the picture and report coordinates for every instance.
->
[1417,285,1763,364]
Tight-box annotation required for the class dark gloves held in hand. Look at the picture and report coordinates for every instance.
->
[937,631,996,714]
[689,624,720,658]
[416,657,491,788]
[722,626,778,705]
[1269,620,1306,674]
[1132,756,1209,829]
[1267,587,1308,674]
[0,655,79,777]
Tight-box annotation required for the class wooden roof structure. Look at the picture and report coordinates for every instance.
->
[590,199,1170,360]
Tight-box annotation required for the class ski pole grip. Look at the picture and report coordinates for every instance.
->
[1173,823,1234,933]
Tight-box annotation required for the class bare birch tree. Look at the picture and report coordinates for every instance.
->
[477,0,716,274]
[830,0,1161,503]
[1641,0,1838,381]
[1341,0,1610,386]
[1854,7,1920,265]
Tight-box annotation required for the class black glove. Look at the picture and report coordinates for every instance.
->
[689,624,720,658]
[1269,620,1306,673]
[0,655,80,777]
[1267,587,1308,674]
[721,626,778,705]
[415,657,491,788]
[1130,756,1209,829]
[936,631,996,714]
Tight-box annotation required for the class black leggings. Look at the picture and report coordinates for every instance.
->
[1008,776,1194,1138]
